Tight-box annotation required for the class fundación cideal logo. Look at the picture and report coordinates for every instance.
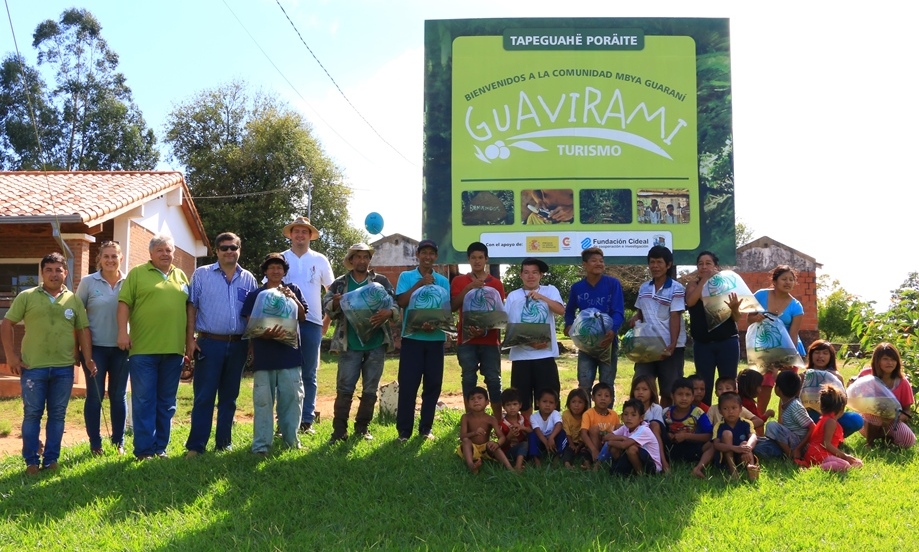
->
[580,237,592,249]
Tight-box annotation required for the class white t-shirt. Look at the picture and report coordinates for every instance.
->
[282,248,334,325]
[505,285,563,361]
[530,410,563,435]
[643,403,665,425]
[634,278,687,348]
[612,422,662,472]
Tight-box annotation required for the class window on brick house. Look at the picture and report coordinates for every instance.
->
[0,264,39,301]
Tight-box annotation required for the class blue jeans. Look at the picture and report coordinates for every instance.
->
[755,421,803,458]
[129,354,183,457]
[186,338,247,453]
[21,366,74,467]
[83,346,130,449]
[576,348,617,405]
[396,338,444,437]
[337,347,386,396]
[252,367,303,452]
[299,321,322,424]
[456,344,501,403]
[692,337,740,405]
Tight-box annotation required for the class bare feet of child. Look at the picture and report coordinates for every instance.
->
[468,458,482,475]
[580,460,591,470]
[564,462,573,470]
[691,465,706,479]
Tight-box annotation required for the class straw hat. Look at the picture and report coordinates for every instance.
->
[344,243,374,270]
[282,216,319,240]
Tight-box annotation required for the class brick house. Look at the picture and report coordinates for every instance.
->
[734,236,821,355]
[0,171,209,389]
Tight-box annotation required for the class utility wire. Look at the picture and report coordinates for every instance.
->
[273,0,419,168]
[220,0,373,164]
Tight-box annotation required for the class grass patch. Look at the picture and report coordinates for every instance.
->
[1,352,907,550]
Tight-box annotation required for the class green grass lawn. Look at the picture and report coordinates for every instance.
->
[1,351,916,551]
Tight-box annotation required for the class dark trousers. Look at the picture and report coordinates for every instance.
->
[396,338,444,437]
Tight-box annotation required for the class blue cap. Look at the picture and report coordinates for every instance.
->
[417,239,438,252]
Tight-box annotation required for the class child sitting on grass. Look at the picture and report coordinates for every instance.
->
[795,385,863,471]
[528,388,564,466]
[630,375,669,472]
[458,387,513,474]
[712,392,758,480]
[737,369,775,425]
[605,399,663,476]
[688,374,709,413]
[692,377,763,478]
[499,388,532,471]
[581,382,620,466]
[560,388,591,469]
[857,343,915,448]
[663,377,712,464]
[754,370,814,459]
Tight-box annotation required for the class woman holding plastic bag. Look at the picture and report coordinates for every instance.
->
[685,251,742,405]
[747,265,806,413]
[241,253,307,455]
[854,343,915,448]
[628,246,687,407]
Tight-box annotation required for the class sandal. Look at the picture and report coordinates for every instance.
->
[745,455,760,481]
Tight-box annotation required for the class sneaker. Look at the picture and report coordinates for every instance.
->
[299,422,316,435]
[91,447,104,456]
[359,431,374,441]
[216,445,233,453]
[398,436,409,444]
[116,445,126,456]
[185,450,200,459]
[136,455,155,461]
[25,464,40,475]
[42,463,58,472]
[328,433,348,445]
[421,432,436,441]
[252,450,268,457]
[156,452,168,459]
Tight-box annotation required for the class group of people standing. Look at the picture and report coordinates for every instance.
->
[3,224,912,475]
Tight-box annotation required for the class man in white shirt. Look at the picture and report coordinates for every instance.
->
[281,216,334,434]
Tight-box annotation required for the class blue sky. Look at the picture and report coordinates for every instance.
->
[2,0,915,307]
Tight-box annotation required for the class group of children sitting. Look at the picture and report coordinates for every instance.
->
[458,342,915,477]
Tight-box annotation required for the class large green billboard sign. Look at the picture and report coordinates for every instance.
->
[424,18,735,265]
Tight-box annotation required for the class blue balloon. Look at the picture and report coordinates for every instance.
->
[365,212,384,234]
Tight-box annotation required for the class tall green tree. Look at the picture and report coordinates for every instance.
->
[164,81,364,275]
[850,272,919,389]
[0,8,157,170]
[816,275,857,342]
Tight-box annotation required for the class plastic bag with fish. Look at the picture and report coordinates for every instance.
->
[339,282,394,346]
[242,287,299,348]
[460,286,507,343]
[570,308,614,362]
[403,284,452,337]
[745,316,805,373]
[800,370,845,412]
[700,270,764,330]
[501,322,553,348]
[620,322,667,363]
[846,375,902,426]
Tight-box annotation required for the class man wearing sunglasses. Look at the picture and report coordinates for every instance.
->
[184,232,259,457]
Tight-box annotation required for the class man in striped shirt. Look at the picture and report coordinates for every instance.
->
[627,246,687,408]
[185,232,259,457]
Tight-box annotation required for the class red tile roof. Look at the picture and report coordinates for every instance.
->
[0,171,207,244]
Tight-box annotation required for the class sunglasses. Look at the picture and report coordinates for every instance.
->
[218,245,240,252]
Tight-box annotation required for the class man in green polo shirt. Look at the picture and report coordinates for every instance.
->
[1,252,94,474]
[117,234,191,459]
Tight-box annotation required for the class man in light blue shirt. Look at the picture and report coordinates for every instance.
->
[185,232,259,456]
[395,239,450,441]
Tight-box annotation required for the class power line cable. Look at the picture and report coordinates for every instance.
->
[272,0,418,168]
[220,0,374,165]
